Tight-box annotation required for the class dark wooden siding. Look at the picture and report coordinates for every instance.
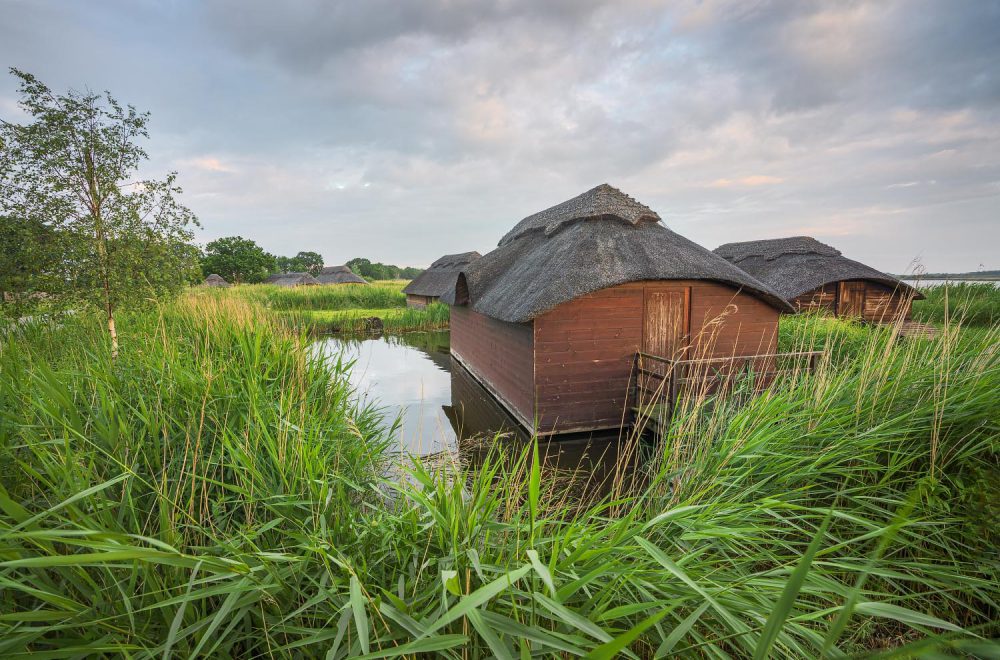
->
[406,294,436,309]
[450,306,535,429]
[533,284,644,433]
[687,281,780,358]
[861,281,913,322]
[533,280,781,434]
[791,284,838,314]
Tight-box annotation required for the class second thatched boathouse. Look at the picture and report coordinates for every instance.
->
[316,265,368,285]
[403,252,481,308]
[202,273,230,288]
[713,237,923,321]
[442,184,794,436]
[266,272,321,287]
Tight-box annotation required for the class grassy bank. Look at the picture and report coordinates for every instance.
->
[282,303,450,334]
[0,295,997,656]
[238,281,408,311]
[913,282,1000,326]
[225,281,450,334]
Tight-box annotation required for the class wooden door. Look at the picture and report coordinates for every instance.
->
[642,287,690,359]
[838,281,866,318]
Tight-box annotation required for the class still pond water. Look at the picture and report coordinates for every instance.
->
[312,331,525,455]
[312,331,638,492]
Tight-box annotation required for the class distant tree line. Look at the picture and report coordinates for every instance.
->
[199,237,326,283]
[898,270,1000,280]
[198,237,423,284]
[346,257,422,281]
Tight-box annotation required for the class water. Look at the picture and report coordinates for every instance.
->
[313,331,457,455]
[904,279,1000,287]
[312,331,648,495]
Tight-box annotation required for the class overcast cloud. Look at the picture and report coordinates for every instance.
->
[2,0,998,272]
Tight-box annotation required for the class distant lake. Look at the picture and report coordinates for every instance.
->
[905,279,1000,287]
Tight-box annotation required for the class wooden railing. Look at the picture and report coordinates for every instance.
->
[630,350,824,435]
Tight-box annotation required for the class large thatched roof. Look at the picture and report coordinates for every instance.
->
[443,184,793,322]
[267,272,321,287]
[316,265,368,285]
[714,236,923,301]
[202,273,230,288]
[403,251,481,298]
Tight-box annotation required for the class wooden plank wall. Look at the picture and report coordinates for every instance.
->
[406,294,434,309]
[687,280,780,358]
[449,306,535,428]
[532,280,781,434]
[862,282,913,322]
[533,284,644,433]
[791,284,838,314]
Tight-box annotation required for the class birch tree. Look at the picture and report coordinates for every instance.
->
[0,69,198,355]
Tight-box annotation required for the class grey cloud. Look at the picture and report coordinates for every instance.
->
[0,0,997,271]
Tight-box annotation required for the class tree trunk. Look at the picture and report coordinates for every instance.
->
[107,309,118,359]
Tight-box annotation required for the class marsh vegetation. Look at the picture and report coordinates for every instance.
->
[0,285,997,657]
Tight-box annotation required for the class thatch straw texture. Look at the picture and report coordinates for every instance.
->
[443,184,793,322]
[316,265,368,285]
[714,237,923,301]
[403,252,481,298]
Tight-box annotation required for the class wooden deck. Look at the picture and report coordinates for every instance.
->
[898,321,937,339]
[630,350,824,435]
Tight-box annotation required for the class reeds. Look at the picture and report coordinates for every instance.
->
[913,282,1000,327]
[282,303,451,335]
[237,281,408,311]
[0,294,996,657]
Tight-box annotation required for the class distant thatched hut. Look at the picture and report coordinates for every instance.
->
[403,252,481,308]
[714,237,923,321]
[316,265,368,285]
[442,184,792,435]
[202,274,230,288]
[266,272,321,287]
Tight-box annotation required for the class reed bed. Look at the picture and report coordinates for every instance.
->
[238,281,408,311]
[913,282,1000,327]
[282,303,451,335]
[0,294,996,657]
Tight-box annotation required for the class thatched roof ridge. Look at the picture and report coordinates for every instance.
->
[316,265,367,285]
[444,187,793,322]
[403,252,482,298]
[202,273,230,287]
[498,183,660,247]
[269,272,321,287]
[713,237,923,301]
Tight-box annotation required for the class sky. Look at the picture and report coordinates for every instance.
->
[1,0,998,273]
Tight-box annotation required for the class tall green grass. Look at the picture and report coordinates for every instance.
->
[913,282,1000,326]
[238,281,408,311]
[0,295,997,656]
[282,303,451,335]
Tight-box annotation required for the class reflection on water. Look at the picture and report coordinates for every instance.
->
[313,331,647,495]
[313,331,456,455]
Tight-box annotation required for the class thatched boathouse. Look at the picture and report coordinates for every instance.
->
[316,265,368,285]
[202,274,230,288]
[442,184,793,436]
[714,237,923,321]
[266,272,321,287]
[403,252,481,308]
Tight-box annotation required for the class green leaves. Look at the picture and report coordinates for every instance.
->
[0,287,995,656]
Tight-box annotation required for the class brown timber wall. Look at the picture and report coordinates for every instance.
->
[533,280,781,434]
[861,281,913,322]
[406,294,435,309]
[791,284,838,314]
[450,306,535,429]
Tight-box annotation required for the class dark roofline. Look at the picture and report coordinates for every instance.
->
[497,183,660,247]
[713,237,924,301]
[443,186,794,320]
